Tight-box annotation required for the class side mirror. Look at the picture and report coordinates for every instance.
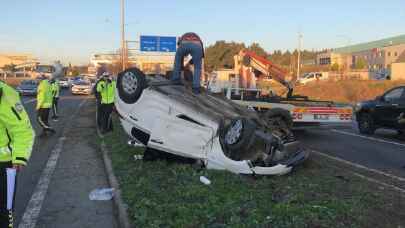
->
[376,96,384,102]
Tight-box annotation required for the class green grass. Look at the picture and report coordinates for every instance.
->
[103,119,405,228]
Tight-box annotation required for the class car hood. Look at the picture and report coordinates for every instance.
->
[72,85,91,89]
[18,85,37,90]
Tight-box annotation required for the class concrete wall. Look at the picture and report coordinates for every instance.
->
[391,62,405,80]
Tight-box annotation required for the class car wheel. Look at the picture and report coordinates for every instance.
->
[117,67,147,104]
[264,108,293,139]
[358,113,375,135]
[222,118,256,151]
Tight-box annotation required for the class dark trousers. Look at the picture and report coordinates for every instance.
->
[52,97,59,118]
[37,108,51,130]
[0,162,16,228]
[100,103,113,132]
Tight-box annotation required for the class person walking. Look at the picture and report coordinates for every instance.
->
[50,78,60,121]
[0,80,35,228]
[36,75,55,135]
[171,32,205,94]
[96,72,116,134]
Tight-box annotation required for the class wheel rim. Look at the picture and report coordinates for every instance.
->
[225,119,243,145]
[360,116,370,130]
[122,72,138,94]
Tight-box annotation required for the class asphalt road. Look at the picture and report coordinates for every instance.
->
[295,124,405,178]
[16,89,109,227]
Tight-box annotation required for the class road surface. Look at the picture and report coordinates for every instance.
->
[295,124,405,178]
[17,89,116,228]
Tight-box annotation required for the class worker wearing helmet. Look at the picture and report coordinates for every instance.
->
[50,78,60,121]
[96,72,116,134]
[36,75,55,135]
[0,81,35,228]
[171,32,205,94]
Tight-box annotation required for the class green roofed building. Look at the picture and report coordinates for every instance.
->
[317,34,405,72]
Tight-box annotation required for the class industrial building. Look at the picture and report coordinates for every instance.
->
[0,54,37,68]
[316,34,405,80]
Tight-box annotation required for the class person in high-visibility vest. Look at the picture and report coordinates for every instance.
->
[36,75,55,135]
[96,72,116,134]
[0,80,35,228]
[50,78,60,121]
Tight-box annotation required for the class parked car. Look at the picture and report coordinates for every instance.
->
[16,80,39,96]
[59,78,71,88]
[297,72,329,85]
[355,86,405,134]
[71,81,92,95]
[114,68,308,175]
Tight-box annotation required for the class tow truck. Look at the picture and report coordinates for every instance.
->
[222,50,353,136]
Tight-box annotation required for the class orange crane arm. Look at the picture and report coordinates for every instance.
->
[239,50,293,92]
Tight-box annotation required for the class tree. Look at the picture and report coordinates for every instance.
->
[3,64,16,72]
[248,43,267,58]
[204,41,246,71]
[354,57,368,69]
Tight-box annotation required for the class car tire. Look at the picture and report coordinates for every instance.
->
[264,108,293,138]
[117,67,147,104]
[358,112,375,135]
[222,118,256,151]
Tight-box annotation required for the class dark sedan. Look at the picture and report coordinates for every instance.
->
[355,86,405,134]
[16,80,39,96]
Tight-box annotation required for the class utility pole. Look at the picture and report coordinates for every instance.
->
[121,0,126,71]
[297,33,303,79]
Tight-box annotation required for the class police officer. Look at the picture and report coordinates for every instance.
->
[171,32,205,94]
[96,72,116,134]
[0,80,35,228]
[36,75,55,135]
[50,78,60,121]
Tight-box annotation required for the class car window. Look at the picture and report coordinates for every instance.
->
[384,88,404,101]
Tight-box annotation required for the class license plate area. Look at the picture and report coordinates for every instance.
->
[314,114,329,120]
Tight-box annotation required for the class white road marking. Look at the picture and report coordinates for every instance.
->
[18,137,66,228]
[331,129,405,148]
[18,99,87,228]
[352,172,405,194]
[23,99,36,104]
[311,150,405,183]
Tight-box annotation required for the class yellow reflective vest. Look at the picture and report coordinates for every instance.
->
[51,80,60,98]
[0,81,35,165]
[96,80,116,104]
[37,79,53,109]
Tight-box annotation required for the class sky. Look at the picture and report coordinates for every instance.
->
[1,0,404,65]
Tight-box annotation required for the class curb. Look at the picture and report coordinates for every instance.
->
[100,141,132,228]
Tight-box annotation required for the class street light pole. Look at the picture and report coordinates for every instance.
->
[297,33,303,79]
[121,0,126,71]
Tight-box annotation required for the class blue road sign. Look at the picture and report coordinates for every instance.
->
[140,35,177,52]
[140,36,158,52]
[158,36,177,52]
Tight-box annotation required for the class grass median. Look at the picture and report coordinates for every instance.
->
[102,118,405,228]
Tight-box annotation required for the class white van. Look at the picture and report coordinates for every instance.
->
[297,72,329,85]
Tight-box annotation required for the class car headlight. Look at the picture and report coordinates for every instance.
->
[354,103,363,112]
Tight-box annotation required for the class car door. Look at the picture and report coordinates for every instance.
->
[375,87,405,128]
[397,90,405,129]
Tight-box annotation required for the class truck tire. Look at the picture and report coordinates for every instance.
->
[264,108,293,137]
[221,118,256,151]
[117,67,146,104]
[358,112,375,135]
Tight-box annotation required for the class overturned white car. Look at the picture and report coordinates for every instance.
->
[114,68,309,175]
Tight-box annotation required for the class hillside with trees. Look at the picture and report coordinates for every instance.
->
[204,41,319,72]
